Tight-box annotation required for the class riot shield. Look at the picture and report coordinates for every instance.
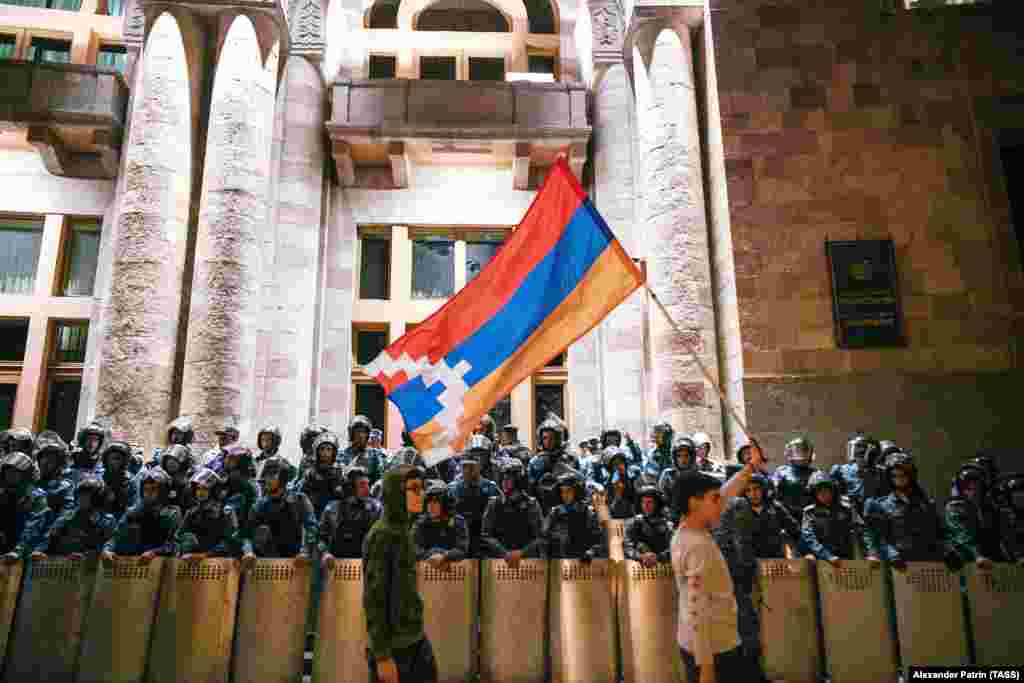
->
[619,561,684,683]
[232,559,311,683]
[817,560,897,683]
[418,560,478,683]
[966,564,1024,666]
[480,559,547,682]
[757,559,819,683]
[607,520,625,562]
[891,562,968,668]
[4,557,98,683]
[313,559,368,683]
[77,557,166,683]
[146,558,240,683]
[0,560,23,670]
[550,559,616,683]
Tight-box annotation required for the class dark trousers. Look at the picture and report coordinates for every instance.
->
[681,645,755,683]
[368,638,437,683]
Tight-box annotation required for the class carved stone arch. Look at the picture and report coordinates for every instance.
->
[524,0,558,34]
[364,0,400,28]
[140,6,209,134]
[212,9,288,76]
[397,0,528,32]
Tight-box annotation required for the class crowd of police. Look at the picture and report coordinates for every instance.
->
[0,414,1022,664]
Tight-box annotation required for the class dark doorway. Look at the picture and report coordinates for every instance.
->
[1000,144,1024,268]
[420,56,456,80]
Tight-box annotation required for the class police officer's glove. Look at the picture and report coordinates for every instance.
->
[241,552,256,571]
[322,553,336,571]
[2,552,20,564]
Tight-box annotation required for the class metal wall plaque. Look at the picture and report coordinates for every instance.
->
[825,240,904,348]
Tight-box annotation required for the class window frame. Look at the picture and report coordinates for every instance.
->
[26,34,72,64]
[357,230,392,301]
[352,322,390,368]
[56,216,101,298]
[367,53,398,80]
[0,214,46,296]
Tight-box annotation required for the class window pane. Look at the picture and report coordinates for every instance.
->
[1,0,47,7]
[356,329,388,366]
[53,322,88,363]
[487,394,511,434]
[28,38,71,64]
[528,55,555,74]
[546,351,565,367]
[0,36,16,60]
[44,379,81,445]
[0,385,15,431]
[47,0,82,9]
[97,45,127,74]
[534,383,564,424]
[0,218,43,294]
[355,384,387,445]
[369,55,396,79]
[359,238,390,300]
[0,320,29,362]
[420,56,456,81]
[104,0,125,15]
[62,220,101,296]
[412,238,454,299]
[469,57,505,82]
[466,241,500,283]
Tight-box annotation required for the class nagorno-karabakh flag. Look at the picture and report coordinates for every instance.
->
[364,158,645,466]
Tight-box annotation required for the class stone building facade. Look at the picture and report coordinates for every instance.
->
[0,0,1020,496]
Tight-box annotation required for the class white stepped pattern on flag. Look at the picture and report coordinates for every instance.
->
[364,350,473,462]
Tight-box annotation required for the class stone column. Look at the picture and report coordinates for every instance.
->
[92,12,195,451]
[315,182,357,432]
[179,15,278,449]
[254,55,326,450]
[634,20,724,452]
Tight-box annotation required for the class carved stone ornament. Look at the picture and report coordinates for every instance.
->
[591,1,623,49]
[123,0,145,45]
[290,0,324,52]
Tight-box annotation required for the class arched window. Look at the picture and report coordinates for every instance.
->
[524,0,555,34]
[415,0,510,32]
[368,0,400,28]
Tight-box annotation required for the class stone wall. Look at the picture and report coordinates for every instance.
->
[712,0,1024,494]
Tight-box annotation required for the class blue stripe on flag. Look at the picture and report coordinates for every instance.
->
[389,200,610,432]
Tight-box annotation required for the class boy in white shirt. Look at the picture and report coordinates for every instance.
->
[671,443,766,683]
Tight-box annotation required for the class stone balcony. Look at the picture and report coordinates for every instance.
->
[0,61,129,179]
[326,79,592,189]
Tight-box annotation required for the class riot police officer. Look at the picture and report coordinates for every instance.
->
[946,462,1007,569]
[176,468,241,559]
[5,428,36,465]
[600,428,643,467]
[623,486,673,566]
[543,472,606,560]
[102,467,182,561]
[342,416,387,485]
[772,436,822,522]
[528,417,578,494]
[253,424,283,478]
[221,445,260,531]
[159,444,195,512]
[603,446,639,519]
[297,422,329,482]
[0,452,48,561]
[657,436,698,501]
[993,473,1024,564]
[319,466,382,563]
[863,452,946,569]
[34,432,75,531]
[300,432,345,518]
[831,435,886,514]
[481,460,544,566]
[801,472,877,564]
[642,421,675,485]
[32,476,116,560]
[99,440,139,519]
[414,483,469,566]
[201,419,241,472]
[692,432,715,473]
[498,425,520,448]
[243,456,317,563]
[69,421,105,486]
[447,436,500,558]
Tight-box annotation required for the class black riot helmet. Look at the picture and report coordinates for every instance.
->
[600,429,622,448]
[498,459,527,492]
[300,423,329,456]
[785,436,814,466]
[636,484,664,515]
[556,471,585,504]
[425,481,453,516]
[6,428,35,460]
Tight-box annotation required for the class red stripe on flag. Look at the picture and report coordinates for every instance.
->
[373,160,586,392]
